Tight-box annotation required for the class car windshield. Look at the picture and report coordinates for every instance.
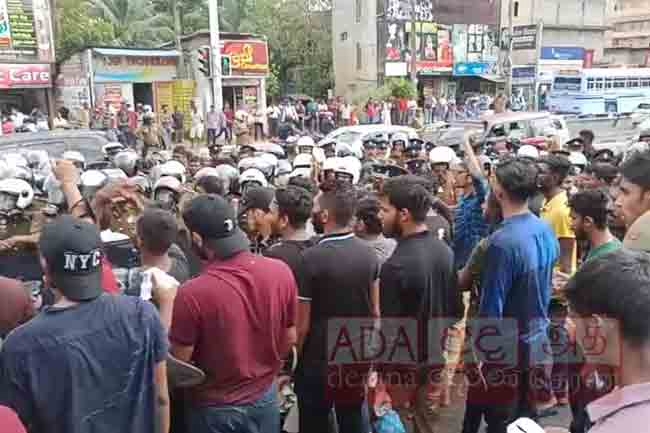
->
[637,103,650,110]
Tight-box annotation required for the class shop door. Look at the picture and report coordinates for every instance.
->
[133,83,154,108]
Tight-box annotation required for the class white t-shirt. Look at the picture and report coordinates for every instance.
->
[341,105,351,120]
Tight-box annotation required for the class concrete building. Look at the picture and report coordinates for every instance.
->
[332,0,380,102]
[605,0,650,66]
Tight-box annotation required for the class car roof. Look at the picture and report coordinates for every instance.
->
[321,125,418,142]
[0,130,109,160]
[481,111,554,124]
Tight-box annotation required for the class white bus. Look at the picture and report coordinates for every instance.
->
[547,68,650,115]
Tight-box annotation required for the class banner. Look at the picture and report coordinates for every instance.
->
[0,0,53,62]
[453,62,497,76]
[172,80,196,131]
[221,40,269,76]
[386,0,497,25]
[154,81,173,114]
[510,25,537,50]
[541,46,585,61]
[0,62,50,88]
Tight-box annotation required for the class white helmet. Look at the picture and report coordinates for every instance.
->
[0,160,11,180]
[239,168,268,188]
[194,167,221,182]
[322,157,340,172]
[297,136,315,150]
[101,168,128,183]
[154,176,182,194]
[238,156,259,173]
[277,159,293,176]
[429,146,456,165]
[335,142,355,158]
[214,164,239,194]
[258,153,279,170]
[289,167,312,179]
[517,144,540,159]
[159,160,187,184]
[62,150,86,169]
[102,142,124,159]
[293,153,313,169]
[43,174,65,206]
[0,178,34,211]
[336,156,362,185]
[26,150,50,171]
[113,150,139,175]
[568,151,588,168]
[79,170,108,198]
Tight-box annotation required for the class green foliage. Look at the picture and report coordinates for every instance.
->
[386,78,417,99]
[56,0,115,63]
[266,64,282,100]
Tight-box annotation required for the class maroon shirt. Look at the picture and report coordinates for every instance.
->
[170,252,297,406]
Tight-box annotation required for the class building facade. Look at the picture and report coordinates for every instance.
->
[605,0,650,66]
[0,0,55,115]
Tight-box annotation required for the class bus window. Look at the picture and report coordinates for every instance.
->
[605,78,614,89]
[587,78,595,90]
[628,78,640,88]
[554,77,582,92]
[642,77,650,87]
[614,77,626,88]
[595,78,604,89]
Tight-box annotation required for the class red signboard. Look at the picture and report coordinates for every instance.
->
[0,63,51,88]
[221,40,269,76]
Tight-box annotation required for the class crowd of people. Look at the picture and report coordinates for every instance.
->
[0,117,648,433]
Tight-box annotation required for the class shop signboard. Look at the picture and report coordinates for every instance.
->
[93,49,179,83]
[512,66,536,85]
[172,80,196,131]
[403,22,453,75]
[154,81,173,114]
[385,0,497,25]
[0,62,49,88]
[0,0,54,62]
[453,61,496,76]
[220,40,269,76]
[383,21,407,63]
[540,46,585,61]
[509,25,537,51]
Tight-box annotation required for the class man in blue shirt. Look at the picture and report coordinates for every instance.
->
[453,136,489,269]
[0,216,170,433]
[462,158,559,433]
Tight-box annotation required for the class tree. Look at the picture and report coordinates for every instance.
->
[56,0,115,63]
[89,0,174,46]
[248,0,333,98]
[218,0,256,33]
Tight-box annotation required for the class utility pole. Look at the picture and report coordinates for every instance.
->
[208,0,224,109]
[409,0,417,83]
[173,0,185,78]
[505,0,514,98]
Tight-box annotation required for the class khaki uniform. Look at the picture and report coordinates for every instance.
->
[623,210,650,252]
[137,125,162,158]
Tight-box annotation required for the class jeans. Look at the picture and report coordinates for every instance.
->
[187,383,279,433]
[424,108,433,124]
[295,367,369,433]
[207,128,224,146]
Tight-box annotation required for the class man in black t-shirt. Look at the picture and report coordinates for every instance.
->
[296,181,379,433]
[378,175,462,433]
[265,186,316,309]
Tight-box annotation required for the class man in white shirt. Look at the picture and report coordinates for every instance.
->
[267,103,280,137]
[341,102,352,127]
[189,104,204,147]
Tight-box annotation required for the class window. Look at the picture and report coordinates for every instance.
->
[356,42,362,70]
[514,1,520,17]
[587,78,595,90]
[376,0,385,16]
[595,78,604,89]
[642,77,650,87]
[613,77,626,88]
[605,78,613,89]
[553,77,582,92]
[627,78,640,88]
[355,0,362,23]
[340,32,348,41]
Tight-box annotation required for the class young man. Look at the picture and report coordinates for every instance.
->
[206,105,225,146]
[297,180,380,433]
[354,195,396,266]
[135,207,190,285]
[170,194,297,433]
[172,106,184,143]
[240,186,276,254]
[464,158,559,432]
[189,103,203,147]
[0,216,170,433]
[565,249,650,433]
[265,185,315,346]
[537,154,577,275]
[569,190,622,262]
[453,136,489,269]
[379,175,461,433]
[617,151,650,252]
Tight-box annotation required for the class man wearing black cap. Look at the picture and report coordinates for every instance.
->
[240,186,276,254]
[170,194,298,433]
[0,215,170,433]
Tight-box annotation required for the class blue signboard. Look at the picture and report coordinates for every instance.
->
[453,62,495,76]
[541,47,585,61]
[512,66,536,79]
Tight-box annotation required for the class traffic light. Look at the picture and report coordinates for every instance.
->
[198,47,211,77]
[222,55,231,76]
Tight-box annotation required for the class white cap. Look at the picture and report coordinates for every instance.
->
[297,135,315,148]
[194,166,221,181]
[289,167,312,179]
[0,178,34,209]
[517,144,540,159]
[428,146,456,164]
[568,151,588,167]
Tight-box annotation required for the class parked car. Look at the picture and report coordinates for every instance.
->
[0,129,110,161]
[318,125,418,156]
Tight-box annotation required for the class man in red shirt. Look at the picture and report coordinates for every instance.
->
[169,194,298,433]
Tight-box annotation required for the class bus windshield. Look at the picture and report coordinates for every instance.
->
[553,77,582,92]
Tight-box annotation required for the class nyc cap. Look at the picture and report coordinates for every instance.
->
[39,215,104,301]
[182,194,250,259]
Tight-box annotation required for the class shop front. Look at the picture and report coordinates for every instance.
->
[0,63,51,113]
[0,0,55,114]
[220,39,269,113]
[451,61,502,100]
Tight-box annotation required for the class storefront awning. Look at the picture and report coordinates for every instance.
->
[92,48,180,57]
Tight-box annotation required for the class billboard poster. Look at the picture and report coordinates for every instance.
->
[404,22,453,74]
[510,25,537,50]
[540,46,585,61]
[384,21,407,62]
[220,40,269,76]
[466,24,498,62]
[452,24,467,64]
[0,0,53,62]
[385,0,497,25]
